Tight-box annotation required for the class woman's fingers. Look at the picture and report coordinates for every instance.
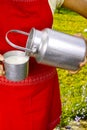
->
[0,64,5,76]
[0,54,5,76]
[0,54,4,61]
[80,57,87,67]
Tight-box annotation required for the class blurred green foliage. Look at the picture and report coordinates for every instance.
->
[53,8,87,126]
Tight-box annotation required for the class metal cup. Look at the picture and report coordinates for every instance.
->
[3,50,29,81]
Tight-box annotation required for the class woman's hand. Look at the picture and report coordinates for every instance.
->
[69,34,87,74]
[0,54,5,76]
[74,33,87,55]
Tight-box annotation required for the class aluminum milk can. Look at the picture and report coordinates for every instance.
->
[5,28,87,71]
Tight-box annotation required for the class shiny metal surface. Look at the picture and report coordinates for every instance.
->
[3,50,29,81]
[5,28,86,71]
[28,28,86,71]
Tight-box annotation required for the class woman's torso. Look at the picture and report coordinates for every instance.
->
[0,0,53,53]
[0,0,56,82]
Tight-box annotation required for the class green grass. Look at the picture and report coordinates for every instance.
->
[53,8,87,36]
[53,8,87,127]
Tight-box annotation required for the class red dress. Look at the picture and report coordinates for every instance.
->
[0,0,61,130]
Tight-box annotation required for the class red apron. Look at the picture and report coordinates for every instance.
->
[0,0,61,130]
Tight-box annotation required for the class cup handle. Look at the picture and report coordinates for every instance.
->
[5,29,32,52]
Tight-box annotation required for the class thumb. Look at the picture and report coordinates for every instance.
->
[0,54,4,61]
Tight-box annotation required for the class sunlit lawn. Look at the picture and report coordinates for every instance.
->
[53,8,87,128]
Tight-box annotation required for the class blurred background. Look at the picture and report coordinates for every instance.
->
[53,7,87,130]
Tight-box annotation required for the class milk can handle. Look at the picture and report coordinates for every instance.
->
[5,29,32,52]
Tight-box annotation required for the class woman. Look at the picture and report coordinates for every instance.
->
[0,0,87,130]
